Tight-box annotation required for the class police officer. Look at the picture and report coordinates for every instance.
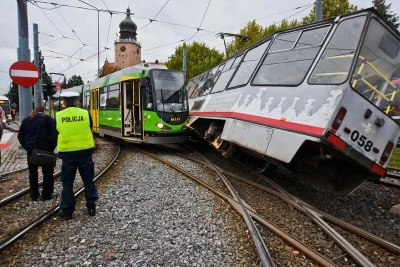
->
[56,91,97,220]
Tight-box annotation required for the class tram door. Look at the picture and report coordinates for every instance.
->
[122,80,141,137]
[90,88,99,131]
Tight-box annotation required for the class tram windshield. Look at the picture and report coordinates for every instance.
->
[151,70,187,113]
[351,17,400,116]
[0,99,11,114]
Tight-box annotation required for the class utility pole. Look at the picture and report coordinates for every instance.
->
[315,0,323,22]
[183,43,187,82]
[33,23,43,107]
[17,0,33,157]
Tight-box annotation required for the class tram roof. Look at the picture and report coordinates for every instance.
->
[87,63,170,89]
[0,96,10,101]
[188,7,399,83]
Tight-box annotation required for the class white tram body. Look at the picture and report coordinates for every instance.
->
[186,8,400,195]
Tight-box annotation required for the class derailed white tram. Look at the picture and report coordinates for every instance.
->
[186,8,400,195]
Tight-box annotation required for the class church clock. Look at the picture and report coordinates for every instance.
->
[120,46,126,52]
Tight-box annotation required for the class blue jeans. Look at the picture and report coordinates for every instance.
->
[60,153,98,216]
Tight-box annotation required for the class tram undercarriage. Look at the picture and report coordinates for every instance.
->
[192,118,378,196]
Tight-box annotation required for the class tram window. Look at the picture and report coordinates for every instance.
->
[351,18,400,113]
[296,26,329,48]
[253,26,329,86]
[228,40,270,88]
[309,16,367,85]
[107,84,120,109]
[83,92,89,109]
[186,79,197,98]
[210,58,238,93]
[270,31,300,52]
[99,86,107,110]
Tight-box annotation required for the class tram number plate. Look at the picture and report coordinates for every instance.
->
[350,130,373,152]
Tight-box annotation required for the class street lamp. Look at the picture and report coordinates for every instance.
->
[216,32,250,58]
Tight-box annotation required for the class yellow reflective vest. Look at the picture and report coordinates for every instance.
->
[56,107,94,152]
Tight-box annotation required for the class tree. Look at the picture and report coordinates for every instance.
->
[66,75,83,88]
[226,20,267,56]
[166,42,225,82]
[61,77,68,89]
[373,0,399,28]
[302,0,358,24]
[98,60,121,78]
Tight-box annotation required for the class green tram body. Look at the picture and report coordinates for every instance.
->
[50,64,189,144]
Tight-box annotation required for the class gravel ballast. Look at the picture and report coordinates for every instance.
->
[2,147,260,266]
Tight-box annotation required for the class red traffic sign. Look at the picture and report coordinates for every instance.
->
[9,61,40,87]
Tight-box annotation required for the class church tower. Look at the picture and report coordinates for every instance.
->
[114,7,141,69]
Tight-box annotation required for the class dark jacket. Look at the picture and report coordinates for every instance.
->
[18,113,57,153]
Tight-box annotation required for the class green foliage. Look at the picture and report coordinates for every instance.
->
[226,0,358,55]
[389,148,400,168]
[373,0,399,28]
[61,77,67,89]
[98,62,122,78]
[166,42,224,82]
[226,20,267,56]
[302,0,358,24]
[64,75,84,88]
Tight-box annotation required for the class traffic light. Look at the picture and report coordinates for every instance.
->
[42,83,57,99]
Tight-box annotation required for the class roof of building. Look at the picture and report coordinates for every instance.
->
[119,7,137,33]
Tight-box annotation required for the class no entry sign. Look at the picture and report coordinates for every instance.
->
[9,61,39,87]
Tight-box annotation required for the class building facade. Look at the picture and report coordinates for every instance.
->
[114,7,141,69]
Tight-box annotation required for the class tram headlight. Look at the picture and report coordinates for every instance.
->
[156,122,171,130]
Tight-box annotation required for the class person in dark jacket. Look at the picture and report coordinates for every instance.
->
[17,106,58,201]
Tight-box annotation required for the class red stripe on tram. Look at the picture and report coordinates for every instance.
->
[190,111,325,136]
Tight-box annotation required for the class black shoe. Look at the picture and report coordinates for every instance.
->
[87,206,96,216]
[0,177,7,182]
[58,210,72,221]
[40,193,58,201]
[31,197,38,201]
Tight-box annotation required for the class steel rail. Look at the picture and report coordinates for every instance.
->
[138,148,335,267]
[184,145,275,267]
[0,139,99,207]
[0,170,61,207]
[376,180,400,189]
[0,166,29,177]
[0,144,121,252]
[168,150,400,256]
[224,157,376,266]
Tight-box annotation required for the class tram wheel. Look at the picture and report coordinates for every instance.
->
[221,142,235,158]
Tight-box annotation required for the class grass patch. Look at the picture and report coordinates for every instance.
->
[388,148,400,168]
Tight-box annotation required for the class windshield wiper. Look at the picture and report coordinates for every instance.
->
[167,103,177,116]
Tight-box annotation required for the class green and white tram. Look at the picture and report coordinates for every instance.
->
[53,64,189,144]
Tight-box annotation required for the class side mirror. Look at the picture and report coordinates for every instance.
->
[147,103,153,110]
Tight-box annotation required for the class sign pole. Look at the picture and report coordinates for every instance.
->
[33,23,43,107]
[17,0,33,158]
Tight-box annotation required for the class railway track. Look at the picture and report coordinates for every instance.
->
[0,142,121,252]
[0,170,61,207]
[146,144,400,266]
[137,145,335,266]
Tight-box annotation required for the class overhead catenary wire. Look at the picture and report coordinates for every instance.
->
[32,0,68,38]
[48,45,86,71]
[29,0,214,33]
[55,8,86,45]
[187,0,212,42]
[139,0,171,31]
[41,48,84,61]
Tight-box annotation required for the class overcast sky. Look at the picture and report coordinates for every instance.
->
[1,0,399,93]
